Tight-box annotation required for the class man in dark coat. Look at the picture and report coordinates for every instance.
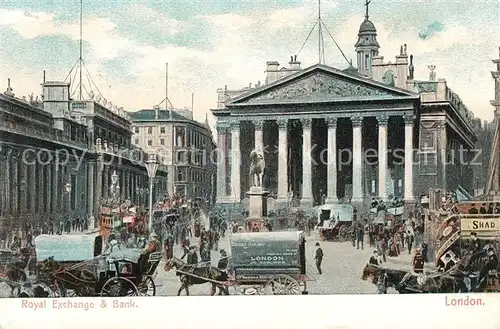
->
[217,249,229,270]
[314,242,323,275]
[468,204,478,214]
[369,250,379,266]
[471,232,481,252]
[487,203,495,214]
[186,246,198,265]
[164,234,175,260]
[356,225,364,250]
[479,203,487,214]
[477,248,498,287]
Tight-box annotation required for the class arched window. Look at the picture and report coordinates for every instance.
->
[383,71,395,87]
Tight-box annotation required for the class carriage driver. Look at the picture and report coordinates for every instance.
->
[138,232,161,273]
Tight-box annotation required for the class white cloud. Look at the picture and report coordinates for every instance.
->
[123,4,183,36]
[0,3,497,124]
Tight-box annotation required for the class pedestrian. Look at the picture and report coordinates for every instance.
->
[412,248,424,273]
[471,232,481,253]
[314,242,323,275]
[406,230,414,255]
[377,236,386,263]
[351,225,356,247]
[369,250,379,266]
[356,225,364,250]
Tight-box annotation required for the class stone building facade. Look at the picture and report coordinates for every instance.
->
[484,48,500,200]
[129,107,216,203]
[211,8,477,211]
[0,78,167,238]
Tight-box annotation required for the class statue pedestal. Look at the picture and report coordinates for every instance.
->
[246,187,269,219]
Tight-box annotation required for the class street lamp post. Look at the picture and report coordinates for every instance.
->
[145,154,158,234]
[110,170,120,229]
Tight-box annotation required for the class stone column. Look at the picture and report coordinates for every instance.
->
[46,165,52,214]
[94,157,104,215]
[103,166,109,199]
[326,117,338,204]
[254,120,264,152]
[377,114,389,200]
[88,162,95,216]
[20,162,28,212]
[277,119,288,202]
[300,118,313,207]
[4,156,10,215]
[38,164,44,214]
[29,164,36,214]
[216,122,228,203]
[404,114,415,201]
[230,121,241,202]
[12,159,18,214]
[352,116,364,203]
[52,163,58,213]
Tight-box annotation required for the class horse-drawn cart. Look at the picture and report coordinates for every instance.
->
[164,231,313,295]
[229,231,311,294]
[33,234,162,297]
[316,204,354,241]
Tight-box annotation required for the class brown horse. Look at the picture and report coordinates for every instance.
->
[2,248,32,296]
[361,263,460,294]
[38,257,96,297]
[164,257,229,296]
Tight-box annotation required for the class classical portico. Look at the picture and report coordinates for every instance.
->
[212,65,419,210]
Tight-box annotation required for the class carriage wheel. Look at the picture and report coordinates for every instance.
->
[137,276,156,296]
[338,225,347,242]
[265,275,301,295]
[100,277,139,297]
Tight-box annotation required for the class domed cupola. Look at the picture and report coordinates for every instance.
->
[355,0,380,77]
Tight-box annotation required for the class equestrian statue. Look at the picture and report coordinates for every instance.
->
[249,148,266,188]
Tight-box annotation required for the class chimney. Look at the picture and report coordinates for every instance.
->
[154,104,160,119]
[265,61,280,84]
[5,78,14,96]
[289,55,301,71]
[408,55,415,80]
[43,70,46,83]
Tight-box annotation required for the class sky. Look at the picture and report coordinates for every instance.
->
[0,0,499,130]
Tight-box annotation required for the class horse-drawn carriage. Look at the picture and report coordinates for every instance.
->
[164,231,313,295]
[316,204,354,241]
[32,234,162,297]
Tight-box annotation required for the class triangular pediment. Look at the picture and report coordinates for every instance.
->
[227,65,416,106]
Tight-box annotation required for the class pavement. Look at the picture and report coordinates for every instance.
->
[155,232,417,296]
[0,231,422,297]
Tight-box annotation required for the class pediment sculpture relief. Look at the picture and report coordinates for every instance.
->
[247,73,390,103]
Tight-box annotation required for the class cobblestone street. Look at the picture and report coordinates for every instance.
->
[156,232,416,296]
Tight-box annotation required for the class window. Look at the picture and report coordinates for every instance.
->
[175,126,186,147]
[177,151,187,163]
[148,127,152,134]
[383,71,395,87]
[134,127,139,133]
[177,168,187,182]
[148,140,152,146]
[134,139,139,145]
[160,139,165,145]
[160,127,166,134]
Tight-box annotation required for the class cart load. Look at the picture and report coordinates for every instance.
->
[316,204,354,241]
[32,234,161,297]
